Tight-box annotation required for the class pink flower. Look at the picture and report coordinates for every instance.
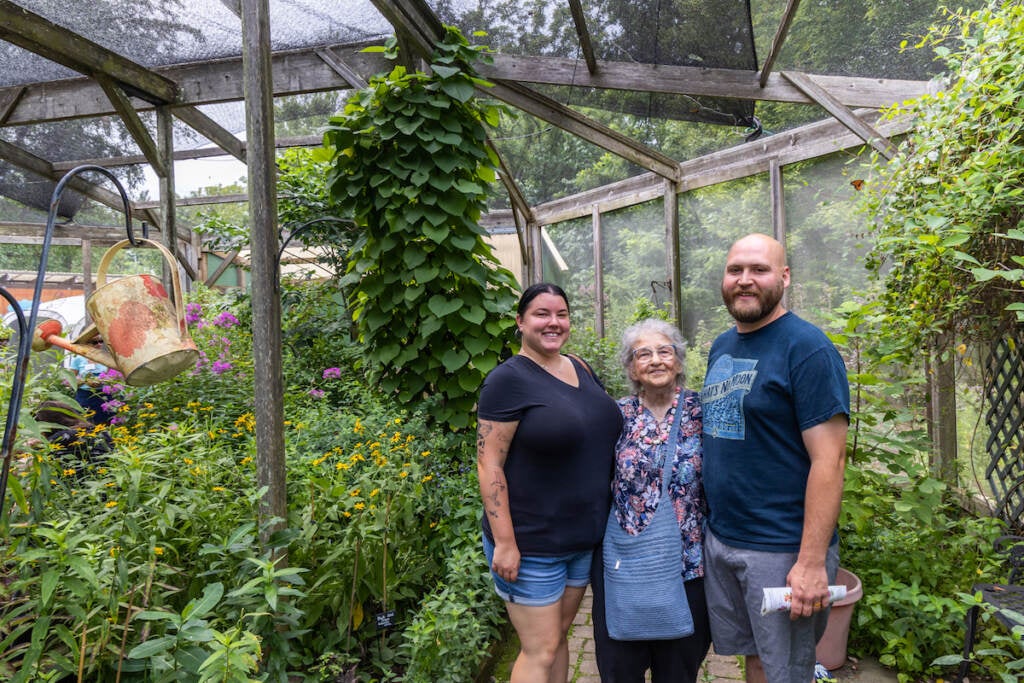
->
[211,361,233,375]
[308,388,326,398]
[185,303,203,325]
[322,367,342,380]
[213,312,239,329]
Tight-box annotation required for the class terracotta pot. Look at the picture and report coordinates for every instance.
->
[816,567,863,670]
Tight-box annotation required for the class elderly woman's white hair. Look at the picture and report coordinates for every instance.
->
[619,318,686,395]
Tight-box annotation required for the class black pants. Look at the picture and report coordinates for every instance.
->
[591,546,712,683]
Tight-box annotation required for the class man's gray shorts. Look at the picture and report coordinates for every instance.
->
[704,530,839,683]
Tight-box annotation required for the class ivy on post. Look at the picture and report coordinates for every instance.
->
[323,26,519,430]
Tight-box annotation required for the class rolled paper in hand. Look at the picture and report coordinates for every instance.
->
[760,585,847,615]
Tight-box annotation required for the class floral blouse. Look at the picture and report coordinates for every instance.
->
[612,388,706,581]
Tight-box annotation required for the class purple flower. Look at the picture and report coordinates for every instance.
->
[213,311,239,329]
[211,361,233,375]
[101,399,124,412]
[322,367,342,380]
[185,303,203,325]
[98,368,123,381]
[308,388,326,398]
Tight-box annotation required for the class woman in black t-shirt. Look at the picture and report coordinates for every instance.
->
[477,282,622,683]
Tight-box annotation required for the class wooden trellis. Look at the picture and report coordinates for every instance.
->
[984,326,1024,525]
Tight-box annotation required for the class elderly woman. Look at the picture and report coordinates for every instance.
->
[592,318,711,683]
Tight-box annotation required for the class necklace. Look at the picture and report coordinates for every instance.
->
[640,393,678,445]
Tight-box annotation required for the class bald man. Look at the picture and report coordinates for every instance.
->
[700,234,849,683]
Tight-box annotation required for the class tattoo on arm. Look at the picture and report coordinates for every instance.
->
[476,422,493,459]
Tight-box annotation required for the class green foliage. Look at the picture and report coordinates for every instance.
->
[863,1,1024,349]
[840,467,1007,681]
[933,590,1024,682]
[0,290,501,681]
[323,26,519,430]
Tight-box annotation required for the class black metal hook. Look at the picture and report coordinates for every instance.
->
[0,164,133,521]
[278,216,354,261]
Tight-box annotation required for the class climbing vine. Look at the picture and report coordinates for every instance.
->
[863,1,1024,353]
[323,26,518,429]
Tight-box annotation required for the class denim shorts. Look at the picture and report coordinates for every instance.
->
[482,534,592,607]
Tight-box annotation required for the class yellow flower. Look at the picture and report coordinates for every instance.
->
[154,546,164,555]
[63,468,76,476]
[212,486,226,492]
[399,471,409,478]
[98,467,107,474]
[343,511,352,518]
[336,462,350,471]
[394,418,401,425]
[105,500,118,508]
[370,488,379,497]
[349,488,360,497]
[422,475,433,483]
[957,343,967,355]
[106,482,116,488]
[421,450,431,457]
[241,456,253,465]
[354,502,365,510]
[353,419,364,434]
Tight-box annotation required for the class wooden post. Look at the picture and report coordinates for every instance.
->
[81,238,93,312]
[527,220,542,284]
[241,0,286,540]
[928,333,958,485]
[592,206,604,338]
[664,179,681,329]
[156,106,178,290]
[769,158,788,309]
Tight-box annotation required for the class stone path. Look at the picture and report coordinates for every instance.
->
[564,589,899,683]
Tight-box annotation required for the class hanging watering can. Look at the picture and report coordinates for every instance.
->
[33,238,199,386]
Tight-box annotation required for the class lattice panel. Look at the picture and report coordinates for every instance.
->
[984,330,1024,529]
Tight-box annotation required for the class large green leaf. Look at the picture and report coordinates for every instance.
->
[427,295,462,318]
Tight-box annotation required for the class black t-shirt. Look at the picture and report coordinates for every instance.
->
[478,354,623,555]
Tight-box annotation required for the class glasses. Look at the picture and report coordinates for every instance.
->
[631,345,677,363]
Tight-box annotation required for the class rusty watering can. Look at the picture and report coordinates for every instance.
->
[33,238,199,386]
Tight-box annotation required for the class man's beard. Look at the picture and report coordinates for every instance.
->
[722,280,784,324]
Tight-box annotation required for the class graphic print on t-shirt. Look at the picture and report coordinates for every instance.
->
[700,355,758,440]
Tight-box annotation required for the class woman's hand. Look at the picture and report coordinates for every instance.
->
[491,540,522,582]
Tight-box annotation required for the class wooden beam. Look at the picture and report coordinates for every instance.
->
[241,0,286,538]
[489,140,532,268]
[0,220,160,243]
[567,0,598,74]
[0,86,25,125]
[488,79,681,181]
[759,0,802,87]
[664,178,681,327]
[173,106,247,163]
[204,248,243,286]
[0,0,178,105]
[96,75,166,177]
[518,109,914,225]
[0,40,386,127]
[782,71,897,159]
[367,0,443,59]
[315,48,369,89]
[134,193,248,210]
[0,46,933,129]
[52,134,319,170]
[478,56,931,109]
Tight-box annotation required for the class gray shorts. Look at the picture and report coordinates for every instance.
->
[704,530,839,683]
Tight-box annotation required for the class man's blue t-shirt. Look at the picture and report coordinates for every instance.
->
[700,312,849,552]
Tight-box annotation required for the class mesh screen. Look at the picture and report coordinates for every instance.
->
[752,0,992,80]
[784,149,873,329]
[440,0,756,127]
[0,0,392,89]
